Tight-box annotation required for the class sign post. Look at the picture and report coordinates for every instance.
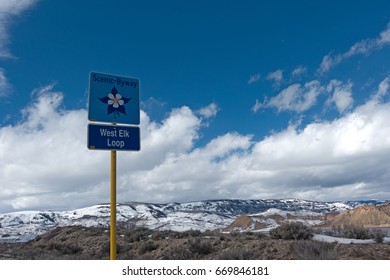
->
[110,149,116,260]
[87,72,140,260]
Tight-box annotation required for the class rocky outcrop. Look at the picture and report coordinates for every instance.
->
[324,203,390,228]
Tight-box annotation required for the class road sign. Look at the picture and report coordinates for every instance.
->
[88,72,140,125]
[87,123,140,151]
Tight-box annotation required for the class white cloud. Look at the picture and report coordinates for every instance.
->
[259,80,323,113]
[318,53,340,74]
[379,21,390,44]
[247,87,390,200]
[197,102,219,119]
[372,77,390,102]
[292,66,307,78]
[141,97,166,112]
[0,84,206,212]
[318,21,390,74]
[0,68,10,96]
[0,0,38,58]
[0,0,37,13]
[248,73,261,84]
[1,79,390,213]
[133,80,390,203]
[125,132,253,202]
[267,69,283,86]
[251,99,261,113]
[326,80,354,114]
[0,0,38,98]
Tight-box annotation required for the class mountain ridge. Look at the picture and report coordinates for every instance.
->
[0,198,388,243]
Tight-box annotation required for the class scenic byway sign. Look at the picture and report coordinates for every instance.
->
[87,71,140,260]
[87,71,141,151]
[88,123,140,151]
[88,72,140,125]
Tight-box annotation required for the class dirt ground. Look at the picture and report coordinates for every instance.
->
[1,226,390,260]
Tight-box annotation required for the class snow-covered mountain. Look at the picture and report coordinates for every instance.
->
[0,199,387,243]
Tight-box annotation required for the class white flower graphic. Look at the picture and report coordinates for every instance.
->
[107,93,124,108]
[99,86,131,117]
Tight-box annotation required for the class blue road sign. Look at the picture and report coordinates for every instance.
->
[87,123,140,151]
[88,72,140,125]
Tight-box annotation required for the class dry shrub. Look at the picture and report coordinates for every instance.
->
[291,240,339,260]
[48,243,83,255]
[341,225,371,239]
[138,241,159,254]
[371,230,386,243]
[269,222,313,240]
[125,227,153,243]
[188,238,213,255]
[217,246,253,260]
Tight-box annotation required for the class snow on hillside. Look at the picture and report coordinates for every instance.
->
[313,234,390,244]
[224,208,326,233]
[253,208,324,228]
[0,199,386,243]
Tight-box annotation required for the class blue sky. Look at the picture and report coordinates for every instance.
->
[1,0,390,212]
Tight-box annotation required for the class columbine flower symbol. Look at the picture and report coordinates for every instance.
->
[108,92,124,108]
[99,86,131,118]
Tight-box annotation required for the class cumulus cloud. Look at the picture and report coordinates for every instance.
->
[257,80,323,113]
[128,77,390,203]
[127,77,390,204]
[197,102,219,119]
[0,85,209,212]
[1,79,390,213]
[318,21,390,74]
[326,80,354,114]
[246,83,390,201]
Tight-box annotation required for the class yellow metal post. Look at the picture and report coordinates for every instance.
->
[110,150,117,260]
